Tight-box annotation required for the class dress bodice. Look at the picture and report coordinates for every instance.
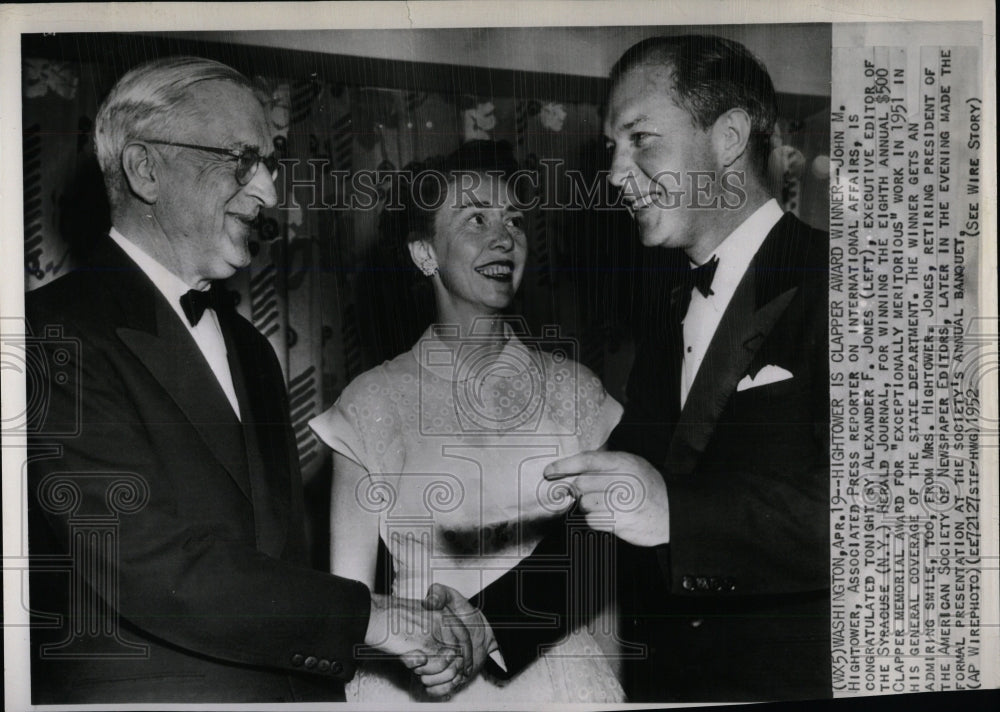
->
[311,326,622,600]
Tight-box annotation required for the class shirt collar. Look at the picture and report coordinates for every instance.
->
[109,227,205,325]
[695,198,784,295]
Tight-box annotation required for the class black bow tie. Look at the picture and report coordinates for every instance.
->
[673,256,719,320]
[180,287,233,326]
[684,256,719,298]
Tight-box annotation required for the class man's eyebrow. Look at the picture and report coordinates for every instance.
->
[458,197,491,209]
[457,197,521,211]
[618,114,650,132]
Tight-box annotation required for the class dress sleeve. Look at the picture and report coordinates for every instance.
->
[309,370,394,475]
[573,364,624,451]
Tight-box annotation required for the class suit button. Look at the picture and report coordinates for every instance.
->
[726,578,737,592]
[317,659,331,673]
[689,618,704,628]
[682,575,696,591]
[330,660,344,675]
[695,576,710,591]
[291,654,304,667]
[304,656,318,669]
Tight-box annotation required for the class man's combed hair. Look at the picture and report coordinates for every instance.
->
[94,56,253,209]
[611,35,777,180]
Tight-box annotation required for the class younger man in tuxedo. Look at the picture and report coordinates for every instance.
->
[544,35,831,701]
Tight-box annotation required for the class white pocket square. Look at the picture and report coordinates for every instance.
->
[737,365,793,391]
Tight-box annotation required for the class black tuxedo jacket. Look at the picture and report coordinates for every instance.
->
[476,212,831,702]
[26,236,371,703]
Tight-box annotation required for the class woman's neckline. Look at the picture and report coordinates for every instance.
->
[410,319,534,385]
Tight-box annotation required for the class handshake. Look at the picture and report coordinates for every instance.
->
[364,583,495,697]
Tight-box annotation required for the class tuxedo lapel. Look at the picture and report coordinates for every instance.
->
[665,274,796,474]
[664,213,805,475]
[94,237,253,501]
[219,308,288,558]
[663,291,686,426]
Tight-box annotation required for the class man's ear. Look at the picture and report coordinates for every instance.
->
[407,237,438,276]
[711,108,753,169]
[121,142,159,204]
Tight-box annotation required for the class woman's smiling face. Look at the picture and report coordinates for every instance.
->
[423,172,527,316]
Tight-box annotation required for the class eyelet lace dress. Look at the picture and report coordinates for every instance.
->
[310,326,626,704]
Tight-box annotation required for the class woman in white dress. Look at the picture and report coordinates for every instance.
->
[311,141,625,703]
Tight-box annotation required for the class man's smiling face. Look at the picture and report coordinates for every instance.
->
[604,63,722,253]
[150,80,277,289]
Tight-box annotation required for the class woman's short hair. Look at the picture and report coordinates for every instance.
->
[610,35,777,181]
[94,56,253,209]
[383,139,521,245]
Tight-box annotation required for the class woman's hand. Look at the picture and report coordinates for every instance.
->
[403,583,495,696]
[366,591,473,697]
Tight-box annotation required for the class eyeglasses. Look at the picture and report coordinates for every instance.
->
[140,139,279,186]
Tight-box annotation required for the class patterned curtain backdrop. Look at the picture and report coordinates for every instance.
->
[22,59,109,286]
[22,53,830,495]
[20,58,615,487]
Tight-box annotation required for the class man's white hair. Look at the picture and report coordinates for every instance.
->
[94,56,253,209]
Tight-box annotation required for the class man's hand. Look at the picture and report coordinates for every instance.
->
[544,450,670,547]
[392,584,494,697]
[364,592,471,694]
[413,583,494,695]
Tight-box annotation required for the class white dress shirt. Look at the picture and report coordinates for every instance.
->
[109,228,242,420]
[680,199,784,407]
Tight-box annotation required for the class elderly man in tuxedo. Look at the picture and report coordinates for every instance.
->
[26,56,485,704]
[542,35,831,701]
